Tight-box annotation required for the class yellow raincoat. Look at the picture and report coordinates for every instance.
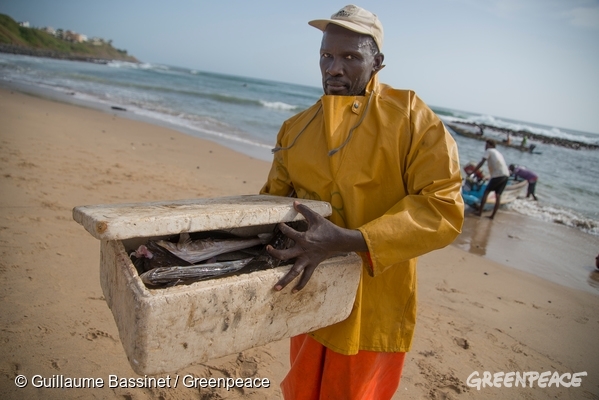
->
[260,75,464,354]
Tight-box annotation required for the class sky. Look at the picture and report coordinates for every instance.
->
[2,0,599,134]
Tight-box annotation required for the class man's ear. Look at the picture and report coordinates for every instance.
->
[373,53,385,72]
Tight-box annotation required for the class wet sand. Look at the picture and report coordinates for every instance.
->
[457,209,599,295]
[1,87,597,399]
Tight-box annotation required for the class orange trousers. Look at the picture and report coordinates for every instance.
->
[280,334,406,400]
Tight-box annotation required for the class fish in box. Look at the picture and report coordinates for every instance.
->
[73,195,361,375]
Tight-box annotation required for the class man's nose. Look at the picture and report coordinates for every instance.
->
[326,58,344,76]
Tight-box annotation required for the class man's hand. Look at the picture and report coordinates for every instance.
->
[267,201,367,293]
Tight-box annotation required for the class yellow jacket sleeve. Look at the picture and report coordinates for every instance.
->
[358,93,464,275]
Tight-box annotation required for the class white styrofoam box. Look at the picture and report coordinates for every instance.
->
[74,195,362,375]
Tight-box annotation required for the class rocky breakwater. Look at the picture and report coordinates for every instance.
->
[446,121,598,151]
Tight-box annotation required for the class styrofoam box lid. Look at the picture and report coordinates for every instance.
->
[73,194,332,240]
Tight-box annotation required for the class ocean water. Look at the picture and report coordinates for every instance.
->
[1,53,598,238]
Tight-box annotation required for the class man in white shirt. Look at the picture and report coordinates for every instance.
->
[471,139,509,219]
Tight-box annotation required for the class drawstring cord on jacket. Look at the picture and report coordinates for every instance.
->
[272,104,322,154]
[271,90,374,156]
[327,91,373,156]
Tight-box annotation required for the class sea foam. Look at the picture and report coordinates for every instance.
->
[507,199,599,236]
[259,100,297,111]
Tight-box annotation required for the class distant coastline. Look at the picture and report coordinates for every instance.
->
[0,43,137,64]
[0,13,139,64]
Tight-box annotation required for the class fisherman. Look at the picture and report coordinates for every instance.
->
[260,5,464,399]
[470,139,510,219]
[478,124,484,135]
[509,164,538,200]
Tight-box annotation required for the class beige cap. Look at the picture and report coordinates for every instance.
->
[309,5,384,51]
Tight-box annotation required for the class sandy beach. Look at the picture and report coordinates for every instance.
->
[1,87,598,399]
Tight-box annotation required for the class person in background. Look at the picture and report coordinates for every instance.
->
[260,5,464,399]
[509,164,538,200]
[475,123,484,136]
[528,143,537,154]
[470,139,509,219]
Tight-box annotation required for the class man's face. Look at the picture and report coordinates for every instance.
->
[320,24,383,96]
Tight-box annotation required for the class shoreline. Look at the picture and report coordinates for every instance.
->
[0,79,275,163]
[1,87,598,399]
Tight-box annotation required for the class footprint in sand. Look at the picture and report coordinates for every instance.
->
[41,201,64,211]
[469,301,484,309]
[486,332,498,343]
[7,362,22,378]
[454,337,470,349]
[507,358,521,370]
[575,316,589,324]
[37,325,50,335]
[50,358,66,371]
[416,359,470,396]
[18,161,38,168]
[236,353,258,378]
[511,343,524,354]
[84,328,116,342]
[435,286,460,294]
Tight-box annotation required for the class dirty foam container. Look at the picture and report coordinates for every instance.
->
[73,195,361,375]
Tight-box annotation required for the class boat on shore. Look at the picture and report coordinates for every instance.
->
[462,175,528,210]
[461,162,528,210]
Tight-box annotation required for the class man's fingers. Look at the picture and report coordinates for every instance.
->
[271,202,327,293]
[294,201,321,226]
[266,244,301,261]
[292,265,317,293]
[276,221,302,241]
[274,259,309,291]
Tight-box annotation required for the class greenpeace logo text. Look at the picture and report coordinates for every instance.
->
[466,371,587,390]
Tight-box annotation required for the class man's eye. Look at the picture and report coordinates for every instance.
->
[321,53,330,58]
[345,55,355,60]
